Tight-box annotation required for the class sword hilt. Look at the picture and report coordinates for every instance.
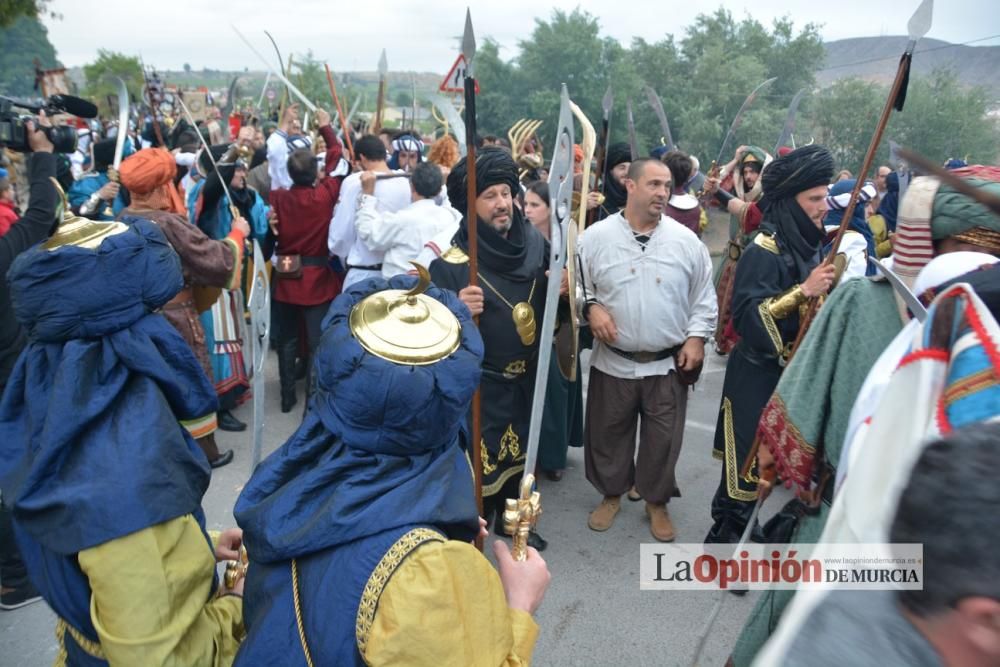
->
[503,474,541,562]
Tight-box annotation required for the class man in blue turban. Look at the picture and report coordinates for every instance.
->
[234,274,550,666]
[0,214,245,664]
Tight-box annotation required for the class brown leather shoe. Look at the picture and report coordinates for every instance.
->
[646,503,676,542]
[588,496,621,532]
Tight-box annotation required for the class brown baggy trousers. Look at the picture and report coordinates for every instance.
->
[584,366,688,505]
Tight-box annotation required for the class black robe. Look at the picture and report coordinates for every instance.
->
[708,222,817,540]
[430,210,549,501]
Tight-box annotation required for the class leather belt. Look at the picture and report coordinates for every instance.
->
[347,263,383,272]
[164,286,194,309]
[301,255,329,267]
[607,344,682,364]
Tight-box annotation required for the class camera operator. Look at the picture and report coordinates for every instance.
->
[0,112,58,611]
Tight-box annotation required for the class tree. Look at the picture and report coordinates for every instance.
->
[810,70,999,171]
[0,15,60,97]
[83,51,145,117]
[0,0,57,28]
[183,63,191,74]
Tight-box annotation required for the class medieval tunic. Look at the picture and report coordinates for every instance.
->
[187,171,269,408]
[118,207,245,438]
[0,222,243,666]
[429,211,548,502]
[580,212,717,503]
[235,277,538,667]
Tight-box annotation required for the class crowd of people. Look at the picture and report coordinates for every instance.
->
[0,79,998,667]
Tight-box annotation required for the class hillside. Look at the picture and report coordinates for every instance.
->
[820,36,1000,97]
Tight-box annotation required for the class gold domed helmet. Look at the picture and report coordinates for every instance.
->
[349,263,462,365]
[42,178,127,251]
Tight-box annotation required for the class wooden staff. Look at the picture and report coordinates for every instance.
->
[461,9,484,550]
[324,64,354,160]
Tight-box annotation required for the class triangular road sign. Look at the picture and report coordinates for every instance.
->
[440,54,480,94]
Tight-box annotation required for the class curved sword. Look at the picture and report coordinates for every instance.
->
[773,87,807,156]
[644,86,675,152]
[508,84,574,561]
[714,77,777,168]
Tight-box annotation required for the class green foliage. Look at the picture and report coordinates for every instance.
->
[82,50,145,117]
[812,69,1000,171]
[0,15,60,97]
[473,6,826,164]
[0,0,55,28]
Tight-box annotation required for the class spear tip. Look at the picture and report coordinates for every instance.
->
[602,86,613,113]
[378,49,388,77]
[462,8,477,65]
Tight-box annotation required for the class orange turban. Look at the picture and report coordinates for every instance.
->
[573,144,584,174]
[119,148,187,215]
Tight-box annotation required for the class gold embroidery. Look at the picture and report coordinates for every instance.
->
[766,285,807,320]
[355,528,445,657]
[55,618,106,665]
[722,398,758,502]
[757,300,786,358]
[482,463,526,498]
[499,424,521,461]
[482,438,497,476]
[503,360,527,378]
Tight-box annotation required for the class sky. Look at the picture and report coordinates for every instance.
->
[43,0,1000,76]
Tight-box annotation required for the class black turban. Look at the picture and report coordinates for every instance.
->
[446,147,520,215]
[758,144,834,214]
[198,144,231,176]
[93,139,116,169]
[603,142,632,211]
[757,144,835,281]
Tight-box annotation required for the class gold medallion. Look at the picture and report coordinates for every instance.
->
[512,302,536,346]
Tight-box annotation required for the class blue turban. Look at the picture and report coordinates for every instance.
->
[825,178,878,276]
[0,220,216,554]
[235,274,484,563]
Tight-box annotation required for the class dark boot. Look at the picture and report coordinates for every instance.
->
[278,340,298,414]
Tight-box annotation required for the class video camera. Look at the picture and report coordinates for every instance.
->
[0,93,99,153]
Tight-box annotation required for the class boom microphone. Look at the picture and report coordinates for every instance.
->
[47,94,99,118]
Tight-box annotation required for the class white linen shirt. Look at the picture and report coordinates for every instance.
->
[355,196,461,279]
[327,171,412,288]
[579,212,718,379]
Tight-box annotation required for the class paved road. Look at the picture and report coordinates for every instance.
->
[1,340,785,667]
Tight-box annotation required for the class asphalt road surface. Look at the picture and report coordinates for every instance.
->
[1,340,788,667]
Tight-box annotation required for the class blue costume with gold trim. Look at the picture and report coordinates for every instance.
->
[0,221,242,665]
[236,276,539,666]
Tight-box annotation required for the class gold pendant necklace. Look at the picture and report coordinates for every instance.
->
[478,273,537,346]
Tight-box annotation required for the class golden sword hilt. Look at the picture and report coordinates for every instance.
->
[503,474,542,562]
[223,545,249,591]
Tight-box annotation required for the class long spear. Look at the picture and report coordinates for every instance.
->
[324,64,354,159]
[460,9,484,549]
[789,0,933,359]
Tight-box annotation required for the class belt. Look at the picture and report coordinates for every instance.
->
[607,344,682,364]
[164,286,194,309]
[347,263,383,272]
[301,255,329,267]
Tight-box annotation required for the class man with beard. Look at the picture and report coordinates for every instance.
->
[705,145,836,545]
[710,146,771,353]
[388,133,424,172]
[428,148,551,551]
[593,142,631,222]
[187,145,270,432]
